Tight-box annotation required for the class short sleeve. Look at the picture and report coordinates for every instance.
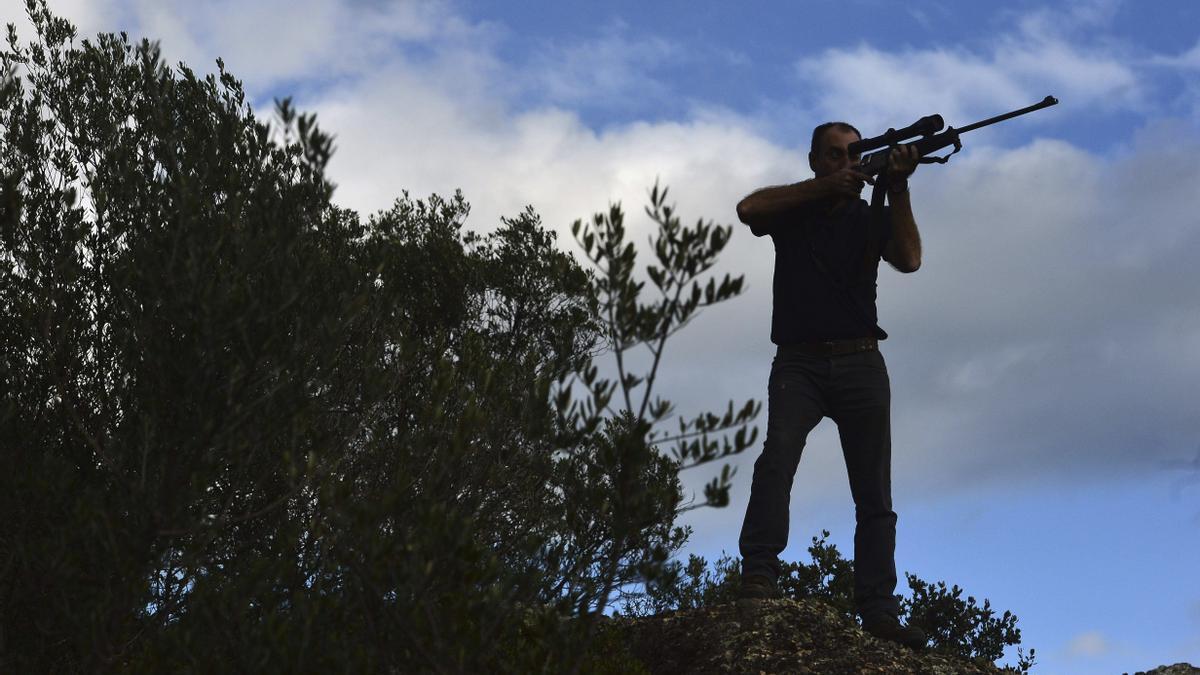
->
[748,214,783,238]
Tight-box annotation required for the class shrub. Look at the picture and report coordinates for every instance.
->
[620,531,1036,674]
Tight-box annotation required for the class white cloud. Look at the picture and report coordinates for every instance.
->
[939,342,1053,393]
[1150,39,1200,70]
[298,27,797,245]
[793,5,1142,136]
[11,0,1200,504]
[795,45,1032,133]
[8,0,413,87]
[3,0,118,48]
[524,20,682,111]
[995,37,1141,111]
[114,0,501,94]
[1012,0,1122,39]
[1067,630,1110,656]
[879,120,1200,485]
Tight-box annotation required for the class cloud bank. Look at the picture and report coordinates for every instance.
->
[7,0,1198,506]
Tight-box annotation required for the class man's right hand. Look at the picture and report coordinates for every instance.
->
[820,168,875,198]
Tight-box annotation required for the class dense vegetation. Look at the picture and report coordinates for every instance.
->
[0,3,1031,672]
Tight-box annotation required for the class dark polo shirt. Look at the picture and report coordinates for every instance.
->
[749,197,892,344]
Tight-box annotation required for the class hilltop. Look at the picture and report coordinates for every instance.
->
[604,597,1018,674]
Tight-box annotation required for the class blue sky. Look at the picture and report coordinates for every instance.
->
[7,1,1199,672]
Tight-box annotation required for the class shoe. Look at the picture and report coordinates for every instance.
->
[861,613,928,650]
[737,574,781,600]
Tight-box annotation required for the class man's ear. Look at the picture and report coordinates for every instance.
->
[808,151,818,174]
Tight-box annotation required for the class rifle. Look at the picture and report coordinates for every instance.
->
[850,95,1060,208]
[831,95,1060,322]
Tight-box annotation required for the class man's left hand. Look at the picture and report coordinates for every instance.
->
[887,144,919,182]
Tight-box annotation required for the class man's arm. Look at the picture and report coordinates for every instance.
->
[883,184,921,273]
[736,168,873,230]
[881,145,921,273]
[736,180,825,228]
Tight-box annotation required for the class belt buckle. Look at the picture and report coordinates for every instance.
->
[822,340,837,355]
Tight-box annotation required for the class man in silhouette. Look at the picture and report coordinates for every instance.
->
[734,121,927,650]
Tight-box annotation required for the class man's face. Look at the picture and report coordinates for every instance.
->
[809,127,862,178]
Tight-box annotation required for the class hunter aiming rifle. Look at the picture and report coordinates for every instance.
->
[851,95,1060,209]
[817,95,1060,332]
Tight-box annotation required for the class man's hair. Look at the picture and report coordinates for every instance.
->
[810,121,861,156]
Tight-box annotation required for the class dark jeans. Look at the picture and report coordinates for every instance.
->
[738,345,900,618]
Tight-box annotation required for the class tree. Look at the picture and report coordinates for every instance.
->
[0,3,757,671]
[554,182,762,624]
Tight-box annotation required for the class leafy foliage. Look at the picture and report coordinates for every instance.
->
[903,575,1036,674]
[563,183,761,620]
[568,183,759,514]
[0,2,757,671]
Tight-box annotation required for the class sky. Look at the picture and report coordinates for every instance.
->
[6,1,1199,672]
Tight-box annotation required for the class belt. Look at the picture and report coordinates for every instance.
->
[782,338,878,357]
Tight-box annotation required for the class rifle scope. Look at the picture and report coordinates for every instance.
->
[847,114,944,156]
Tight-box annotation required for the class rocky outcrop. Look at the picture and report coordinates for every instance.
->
[606,597,1019,674]
[1126,664,1200,675]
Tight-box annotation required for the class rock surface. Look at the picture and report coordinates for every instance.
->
[1126,665,1200,675]
[607,597,1020,674]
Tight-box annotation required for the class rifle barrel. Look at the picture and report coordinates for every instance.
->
[856,95,1058,176]
[955,95,1058,134]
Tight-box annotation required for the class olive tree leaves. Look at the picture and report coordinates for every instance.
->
[568,182,761,514]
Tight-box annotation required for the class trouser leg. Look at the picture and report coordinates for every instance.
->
[738,350,826,582]
[829,348,899,618]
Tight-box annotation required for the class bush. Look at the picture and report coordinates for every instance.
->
[619,531,1036,674]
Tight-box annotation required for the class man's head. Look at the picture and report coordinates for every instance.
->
[809,122,862,178]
